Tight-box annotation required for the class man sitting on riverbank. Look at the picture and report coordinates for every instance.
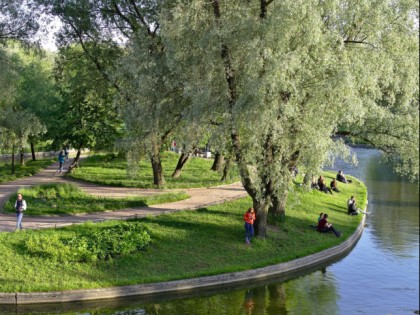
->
[337,170,352,183]
[347,196,367,215]
[317,213,341,237]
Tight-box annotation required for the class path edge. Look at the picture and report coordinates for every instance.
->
[0,214,366,305]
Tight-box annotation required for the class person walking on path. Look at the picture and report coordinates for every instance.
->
[14,193,27,230]
[58,150,65,174]
[317,213,341,237]
[64,147,69,162]
[244,207,256,245]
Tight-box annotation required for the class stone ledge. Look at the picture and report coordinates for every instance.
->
[0,214,365,305]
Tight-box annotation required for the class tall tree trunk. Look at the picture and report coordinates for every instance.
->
[269,192,288,224]
[20,148,25,166]
[220,157,231,181]
[172,152,191,178]
[253,198,270,238]
[11,146,15,174]
[211,152,224,171]
[69,144,83,173]
[30,142,36,161]
[151,140,165,186]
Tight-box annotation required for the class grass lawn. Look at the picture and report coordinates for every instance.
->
[0,159,55,184]
[0,171,366,293]
[3,183,189,215]
[68,151,240,189]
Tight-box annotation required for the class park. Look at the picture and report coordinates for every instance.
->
[0,1,418,314]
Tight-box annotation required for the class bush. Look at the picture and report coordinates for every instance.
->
[24,221,151,263]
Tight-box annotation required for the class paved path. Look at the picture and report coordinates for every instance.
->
[0,161,248,232]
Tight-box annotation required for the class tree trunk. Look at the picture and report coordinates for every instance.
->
[303,172,312,188]
[211,152,224,171]
[269,192,288,224]
[30,142,36,161]
[11,146,15,174]
[220,157,231,181]
[253,198,270,238]
[72,148,82,166]
[67,147,82,174]
[20,148,25,166]
[172,152,190,178]
[151,153,165,186]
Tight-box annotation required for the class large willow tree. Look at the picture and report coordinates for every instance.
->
[162,0,419,237]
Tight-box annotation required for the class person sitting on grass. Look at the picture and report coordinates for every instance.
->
[318,176,333,194]
[318,212,324,222]
[311,177,319,190]
[317,213,341,237]
[336,170,352,183]
[330,178,340,193]
[347,196,367,215]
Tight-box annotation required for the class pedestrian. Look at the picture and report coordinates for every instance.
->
[64,147,69,162]
[243,207,256,245]
[15,193,27,231]
[58,150,65,173]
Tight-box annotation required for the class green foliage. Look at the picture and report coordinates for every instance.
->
[24,221,151,263]
[3,183,189,215]
[69,151,240,188]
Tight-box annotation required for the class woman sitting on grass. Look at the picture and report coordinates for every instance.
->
[317,213,341,237]
[318,176,333,194]
[330,178,340,192]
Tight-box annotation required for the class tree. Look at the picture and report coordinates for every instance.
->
[162,0,419,237]
[35,0,187,186]
[0,107,45,172]
[52,44,124,166]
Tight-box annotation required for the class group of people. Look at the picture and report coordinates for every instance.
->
[243,169,365,243]
[311,170,351,194]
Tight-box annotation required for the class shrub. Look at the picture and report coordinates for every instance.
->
[24,221,151,263]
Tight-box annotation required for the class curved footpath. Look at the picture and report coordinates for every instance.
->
[0,161,366,305]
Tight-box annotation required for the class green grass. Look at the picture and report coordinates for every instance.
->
[0,171,366,293]
[0,159,55,184]
[68,151,240,189]
[3,183,189,215]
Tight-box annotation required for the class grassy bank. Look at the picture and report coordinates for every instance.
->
[69,151,240,188]
[3,183,189,215]
[0,159,55,184]
[0,172,366,293]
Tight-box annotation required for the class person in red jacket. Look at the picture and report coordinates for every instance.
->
[244,207,256,244]
[317,213,341,237]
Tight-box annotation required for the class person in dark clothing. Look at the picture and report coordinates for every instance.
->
[336,170,352,183]
[317,213,341,237]
[347,195,359,215]
[330,178,340,192]
[318,176,333,194]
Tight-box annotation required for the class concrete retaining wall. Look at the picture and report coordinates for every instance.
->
[0,214,366,305]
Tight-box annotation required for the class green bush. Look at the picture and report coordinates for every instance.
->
[24,221,151,263]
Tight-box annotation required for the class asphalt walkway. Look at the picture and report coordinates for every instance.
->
[0,160,248,232]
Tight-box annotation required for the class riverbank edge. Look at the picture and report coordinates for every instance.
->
[0,213,366,305]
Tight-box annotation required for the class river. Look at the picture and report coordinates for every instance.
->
[3,148,419,315]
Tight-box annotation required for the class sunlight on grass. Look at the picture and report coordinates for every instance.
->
[69,151,240,188]
[0,171,366,292]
